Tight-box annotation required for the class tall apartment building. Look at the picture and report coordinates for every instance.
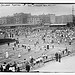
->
[6,16,15,24]
[55,15,72,24]
[62,15,72,23]
[39,14,50,24]
[13,13,31,24]
[0,17,7,25]
[28,15,41,25]
[39,14,55,24]
[49,14,56,24]
[55,16,63,24]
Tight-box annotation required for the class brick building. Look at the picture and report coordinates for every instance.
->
[0,17,7,25]
[39,14,55,24]
[14,13,31,24]
[55,15,72,24]
[28,15,41,25]
[6,16,15,24]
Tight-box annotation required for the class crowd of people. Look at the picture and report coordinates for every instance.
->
[0,61,31,72]
[0,26,75,72]
[0,46,71,72]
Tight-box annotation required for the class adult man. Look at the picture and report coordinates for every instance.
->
[47,44,49,49]
[26,62,30,72]
[0,65,3,72]
[58,54,61,62]
[55,52,58,61]
[65,47,68,53]
[30,57,34,68]
[5,63,10,72]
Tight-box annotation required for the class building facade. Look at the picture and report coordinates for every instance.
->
[55,16,63,24]
[55,15,72,24]
[39,14,50,24]
[14,13,31,24]
[39,14,55,24]
[6,16,15,24]
[28,15,41,25]
[49,14,56,24]
[0,17,7,25]
[0,13,73,25]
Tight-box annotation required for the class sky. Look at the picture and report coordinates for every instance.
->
[0,4,75,17]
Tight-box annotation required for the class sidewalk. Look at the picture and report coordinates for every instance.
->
[33,55,75,73]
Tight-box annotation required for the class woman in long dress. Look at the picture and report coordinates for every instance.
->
[6,52,8,58]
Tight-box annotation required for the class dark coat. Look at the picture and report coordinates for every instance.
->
[26,64,30,72]
[55,53,58,58]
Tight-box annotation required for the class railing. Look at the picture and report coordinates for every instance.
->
[17,48,75,71]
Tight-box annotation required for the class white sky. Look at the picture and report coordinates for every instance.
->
[0,4,75,17]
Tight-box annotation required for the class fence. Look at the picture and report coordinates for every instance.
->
[17,48,75,71]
